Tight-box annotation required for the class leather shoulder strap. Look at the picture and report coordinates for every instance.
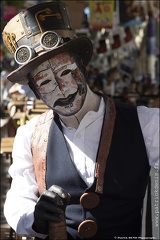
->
[95,96,116,194]
[31,110,53,195]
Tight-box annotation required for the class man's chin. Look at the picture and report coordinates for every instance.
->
[54,106,79,117]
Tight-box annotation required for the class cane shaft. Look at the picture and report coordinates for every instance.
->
[49,217,67,240]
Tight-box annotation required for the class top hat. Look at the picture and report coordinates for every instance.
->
[2,1,93,85]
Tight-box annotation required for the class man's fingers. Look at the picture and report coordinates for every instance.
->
[48,185,68,198]
[41,190,64,206]
[36,200,64,215]
[48,185,71,203]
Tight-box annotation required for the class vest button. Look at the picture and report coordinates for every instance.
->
[80,192,100,209]
[78,220,98,238]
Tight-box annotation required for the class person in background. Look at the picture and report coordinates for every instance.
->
[2,2,159,240]
[1,70,13,109]
[7,83,37,117]
[127,81,140,105]
[1,70,36,117]
[8,83,36,100]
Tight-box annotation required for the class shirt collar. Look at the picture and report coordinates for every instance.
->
[61,97,105,131]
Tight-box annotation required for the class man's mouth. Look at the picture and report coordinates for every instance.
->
[54,91,77,107]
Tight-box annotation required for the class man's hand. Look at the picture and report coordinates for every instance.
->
[32,185,71,234]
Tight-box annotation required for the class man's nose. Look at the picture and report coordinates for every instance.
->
[55,78,68,96]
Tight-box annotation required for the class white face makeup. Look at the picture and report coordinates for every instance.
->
[30,53,87,116]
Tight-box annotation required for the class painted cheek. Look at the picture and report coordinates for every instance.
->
[41,92,56,106]
[72,71,86,95]
[71,69,84,83]
[70,76,77,86]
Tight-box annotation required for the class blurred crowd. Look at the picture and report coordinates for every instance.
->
[1,62,159,126]
[86,64,159,107]
[0,40,159,134]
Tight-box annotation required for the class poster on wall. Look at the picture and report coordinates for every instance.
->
[88,1,115,30]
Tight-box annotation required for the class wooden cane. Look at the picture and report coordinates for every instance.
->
[49,213,68,240]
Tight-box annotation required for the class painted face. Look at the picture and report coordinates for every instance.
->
[30,53,87,116]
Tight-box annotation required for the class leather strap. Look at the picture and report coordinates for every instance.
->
[95,96,116,194]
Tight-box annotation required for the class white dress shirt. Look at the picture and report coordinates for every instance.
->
[4,98,159,238]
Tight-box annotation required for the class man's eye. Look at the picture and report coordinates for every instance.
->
[61,69,71,76]
[40,79,51,86]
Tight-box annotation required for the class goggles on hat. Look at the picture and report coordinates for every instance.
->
[14,31,68,65]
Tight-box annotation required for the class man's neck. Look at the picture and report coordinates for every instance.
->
[60,86,101,129]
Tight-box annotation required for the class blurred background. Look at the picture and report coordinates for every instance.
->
[0,0,159,239]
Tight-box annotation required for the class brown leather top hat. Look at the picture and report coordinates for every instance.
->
[2,1,93,85]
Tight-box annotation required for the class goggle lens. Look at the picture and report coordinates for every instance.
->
[14,31,63,65]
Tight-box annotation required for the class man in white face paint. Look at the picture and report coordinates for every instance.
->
[30,53,88,117]
[28,52,100,128]
[2,2,159,240]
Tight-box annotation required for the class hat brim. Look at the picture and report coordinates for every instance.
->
[7,36,93,85]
